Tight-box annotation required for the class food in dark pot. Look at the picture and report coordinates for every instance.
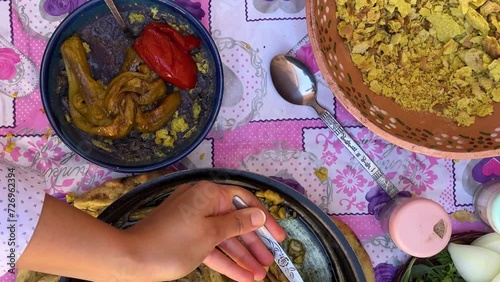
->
[56,9,215,163]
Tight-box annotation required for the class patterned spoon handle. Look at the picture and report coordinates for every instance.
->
[233,196,304,282]
[319,110,399,198]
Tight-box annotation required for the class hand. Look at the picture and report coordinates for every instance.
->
[124,180,286,282]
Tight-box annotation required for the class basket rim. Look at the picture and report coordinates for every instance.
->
[305,1,500,160]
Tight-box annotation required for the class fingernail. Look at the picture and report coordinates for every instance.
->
[251,209,266,227]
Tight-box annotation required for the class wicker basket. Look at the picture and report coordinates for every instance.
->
[394,231,487,281]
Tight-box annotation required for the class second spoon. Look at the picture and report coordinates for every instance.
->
[270,55,399,199]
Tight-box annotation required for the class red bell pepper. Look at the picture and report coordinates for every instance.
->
[133,22,201,89]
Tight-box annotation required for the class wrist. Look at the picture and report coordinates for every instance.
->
[106,230,146,282]
[117,228,178,282]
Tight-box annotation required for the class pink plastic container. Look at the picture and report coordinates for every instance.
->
[380,197,452,258]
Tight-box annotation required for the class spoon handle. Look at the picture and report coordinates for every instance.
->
[103,0,129,33]
[319,111,399,198]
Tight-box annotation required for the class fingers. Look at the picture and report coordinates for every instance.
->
[218,237,267,279]
[239,232,274,266]
[171,181,287,242]
[219,185,287,242]
[203,249,255,282]
[210,208,266,241]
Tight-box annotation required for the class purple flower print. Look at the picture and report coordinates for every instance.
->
[43,0,86,17]
[269,176,306,195]
[357,129,386,160]
[0,48,21,80]
[23,139,65,171]
[332,167,368,197]
[374,263,399,282]
[315,131,344,154]
[173,0,206,21]
[296,43,319,73]
[366,186,411,220]
[321,151,337,166]
[399,153,439,195]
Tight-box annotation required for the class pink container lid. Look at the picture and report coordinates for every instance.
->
[389,197,452,258]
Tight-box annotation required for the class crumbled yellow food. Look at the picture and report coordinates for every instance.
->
[43,127,54,139]
[278,207,287,219]
[256,190,284,205]
[171,117,189,133]
[194,52,209,74]
[488,59,500,81]
[493,88,500,102]
[426,12,465,42]
[129,12,145,24]
[66,193,77,204]
[452,210,477,222]
[82,42,91,53]
[200,153,205,160]
[466,8,490,34]
[314,167,329,182]
[155,128,175,147]
[4,133,15,153]
[182,127,196,138]
[11,92,18,98]
[193,103,201,119]
[150,7,159,19]
[3,142,15,153]
[389,0,412,18]
[471,0,487,9]
[337,0,500,126]
[480,2,500,16]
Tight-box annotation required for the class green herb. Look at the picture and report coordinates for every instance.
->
[401,257,416,282]
[401,250,465,282]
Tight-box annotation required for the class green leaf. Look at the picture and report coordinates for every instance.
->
[410,265,434,277]
[435,250,453,265]
[401,258,417,282]
[401,249,463,282]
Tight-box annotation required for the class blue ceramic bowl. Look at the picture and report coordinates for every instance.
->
[40,0,223,173]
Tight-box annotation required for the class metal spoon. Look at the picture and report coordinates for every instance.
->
[103,0,130,33]
[270,55,399,198]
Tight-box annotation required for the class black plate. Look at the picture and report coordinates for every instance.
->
[60,169,366,282]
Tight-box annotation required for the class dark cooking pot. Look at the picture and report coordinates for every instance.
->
[60,168,367,282]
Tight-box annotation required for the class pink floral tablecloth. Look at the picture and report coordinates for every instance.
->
[0,0,498,281]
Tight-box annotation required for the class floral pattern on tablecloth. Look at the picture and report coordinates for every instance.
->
[0,36,38,99]
[0,1,494,281]
[212,32,267,131]
[0,135,125,194]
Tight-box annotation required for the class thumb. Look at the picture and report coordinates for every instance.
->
[210,208,266,240]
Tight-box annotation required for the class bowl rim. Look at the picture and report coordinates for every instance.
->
[59,168,368,282]
[305,2,500,160]
[97,168,368,282]
[40,0,223,173]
